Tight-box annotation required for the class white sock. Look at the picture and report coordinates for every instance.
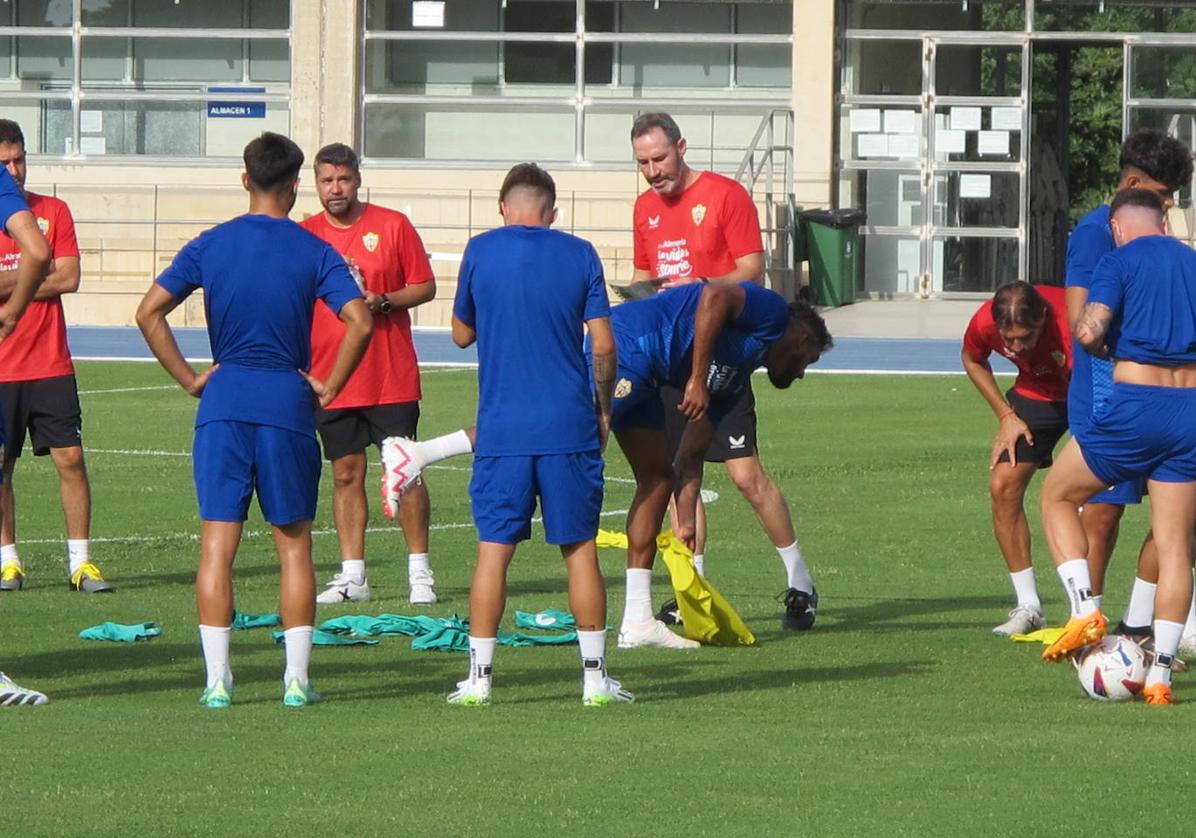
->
[408,552,431,578]
[1008,567,1041,609]
[623,568,653,624]
[692,553,705,578]
[282,626,314,687]
[198,624,232,689]
[1183,571,1196,639]
[577,629,607,687]
[1056,558,1098,618]
[0,543,20,569]
[1148,619,1185,687]
[414,430,473,467]
[340,559,365,582]
[777,540,813,593]
[468,636,496,682]
[66,539,89,574]
[1123,577,1157,628]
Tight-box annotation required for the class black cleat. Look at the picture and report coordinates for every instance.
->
[1114,621,1152,643]
[781,587,818,631]
[655,598,683,626]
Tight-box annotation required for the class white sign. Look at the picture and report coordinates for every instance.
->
[889,133,920,159]
[935,129,966,155]
[978,130,1010,156]
[412,1,446,28]
[884,110,917,134]
[950,107,982,131]
[857,134,889,158]
[80,136,107,155]
[849,108,881,133]
[959,174,992,199]
[80,110,103,133]
[991,107,1022,131]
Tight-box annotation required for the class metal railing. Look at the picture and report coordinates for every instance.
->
[734,109,797,295]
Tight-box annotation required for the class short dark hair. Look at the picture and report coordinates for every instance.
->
[499,162,556,208]
[243,132,304,193]
[789,298,833,354]
[0,119,25,148]
[314,142,359,174]
[991,281,1048,331]
[1120,129,1194,193]
[1110,186,1166,218]
[631,112,682,145]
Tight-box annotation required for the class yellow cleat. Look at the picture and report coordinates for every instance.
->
[1042,611,1107,662]
[0,563,25,592]
[1143,682,1174,706]
[69,562,115,593]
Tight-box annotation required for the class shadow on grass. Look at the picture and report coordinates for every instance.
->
[800,593,1013,633]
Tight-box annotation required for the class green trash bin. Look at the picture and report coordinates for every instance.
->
[801,208,866,307]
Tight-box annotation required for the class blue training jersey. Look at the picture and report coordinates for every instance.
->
[453,225,610,457]
[611,281,789,401]
[0,168,28,233]
[1065,204,1115,434]
[155,214,361,435]
[1089,235,1196,366]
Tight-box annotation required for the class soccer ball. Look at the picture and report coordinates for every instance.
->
[1074,636,1147,701]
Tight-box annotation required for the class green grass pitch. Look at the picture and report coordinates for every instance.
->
[2,361,1181,835]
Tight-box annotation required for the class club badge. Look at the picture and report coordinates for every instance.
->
[691,204,706,226]
[1052,350,1066,367]
[362,232,380,252]
[36,217,49,234]
[614,378,633,398]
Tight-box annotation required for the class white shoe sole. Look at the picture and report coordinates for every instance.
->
[617,622,700,650]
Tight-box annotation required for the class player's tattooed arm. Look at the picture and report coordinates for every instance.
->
[587,316,616,452]
[1075,302,1113,356]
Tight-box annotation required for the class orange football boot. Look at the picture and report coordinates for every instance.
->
[1143,682,1174,706]
[1042,611,1108,662]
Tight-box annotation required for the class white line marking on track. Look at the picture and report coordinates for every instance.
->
[78,385,179,395]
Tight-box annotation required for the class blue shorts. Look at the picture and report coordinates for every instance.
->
[1072,365,1145,505]
[469,452,603,545]
[193,421,321,526]
[1078,384,1196,485]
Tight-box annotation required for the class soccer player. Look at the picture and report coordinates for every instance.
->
[380,282,831,651]
[445,163,631,707]
[1040,189,1196,706]
[629,112,821,634]
[301,143,439,606]
[0,120,111,593]
[0,163,51,705]
[1064,130,1193,639]
[135,133,371,709]
[961,282,1071,635]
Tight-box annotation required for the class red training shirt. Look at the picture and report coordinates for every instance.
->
[0,192,79,382]
[303,203,435,409]
[633,171,764,280]
[962,284,1071,402]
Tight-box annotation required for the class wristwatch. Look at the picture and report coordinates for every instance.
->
[378,295,393,314]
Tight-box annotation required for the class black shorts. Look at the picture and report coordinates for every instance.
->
[0,374,83,461]
[996,389,1069,468]
[315,402,420,462]
[663,381,758,463]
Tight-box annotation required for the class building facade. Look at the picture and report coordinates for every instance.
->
[1,1,1192,325]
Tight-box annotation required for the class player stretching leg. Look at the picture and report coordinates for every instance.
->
[1041,190,1196,706]
[961,282,1072,635]
[137,133,371,709]
[444,164,630,706]
[0,161,50,703]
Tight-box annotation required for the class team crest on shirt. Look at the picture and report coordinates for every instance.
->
[691,204,707,226]
[614,378,633,399]
[362,232,379,252]
[36,217,49,235]
[1052,350,1066,367]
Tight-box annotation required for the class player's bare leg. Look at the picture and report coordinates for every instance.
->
[196,521,241,706]
[316,450,372,604]
[988,458,1044,634]
[50,445,110,592]
[1040,440,1111,661]
[1080,501,1123,598]
[274,520,320,706]
[449,541,515,706]
[563,539,633,705]
[397,479,436,604]
[0,456,20,590]
[1141,480,1196,705]
[615,427,697,649]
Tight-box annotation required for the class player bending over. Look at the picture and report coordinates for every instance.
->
[961,282,1071,635]
[441,163,630,707]
[136,133,371,709]
[1039,189,1196,706]
[380,281,830,651]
